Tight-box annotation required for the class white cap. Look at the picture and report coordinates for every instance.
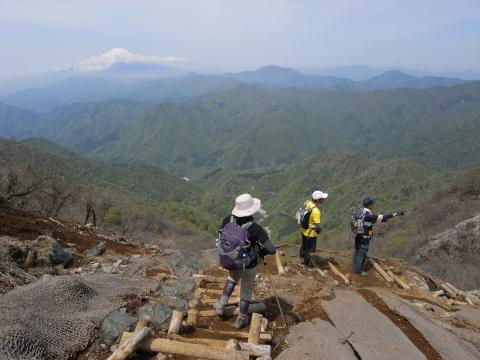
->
[232,193,262,217]
[312,190,328,200]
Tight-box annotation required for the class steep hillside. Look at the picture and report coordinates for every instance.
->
[87,82,480,172]
[0,137,229,244]
[198,150,438,240]
[2,206,480,360]
[21,100,150,153]
[0,102,41,138]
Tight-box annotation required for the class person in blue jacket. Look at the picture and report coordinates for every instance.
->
[353,196,404,276]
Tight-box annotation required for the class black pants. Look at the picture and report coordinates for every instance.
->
[353,235,370,273]
[300,234,317,266]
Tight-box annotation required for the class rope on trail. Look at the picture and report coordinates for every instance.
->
[263,262,288,328]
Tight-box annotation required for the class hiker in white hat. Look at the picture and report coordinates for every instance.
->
[298,190,328,268]
[214,193,276,329]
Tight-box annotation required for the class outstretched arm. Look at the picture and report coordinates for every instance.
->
[365,210,405,223]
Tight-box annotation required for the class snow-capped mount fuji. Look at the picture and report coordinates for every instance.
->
[65,48,188,80]
[70,48,187,72]
[0,48,189,95]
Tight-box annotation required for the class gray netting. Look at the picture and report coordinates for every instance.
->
[0,274,144,360]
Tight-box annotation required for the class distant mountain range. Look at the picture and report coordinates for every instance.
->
[1,65,469,112]
[304,64,480,81]
[2,80,479,174]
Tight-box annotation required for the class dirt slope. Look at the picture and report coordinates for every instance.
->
[1,207,480,359]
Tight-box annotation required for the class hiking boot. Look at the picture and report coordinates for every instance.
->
[213,296,228,316]
[359,271,368,277]
[234,314,249,329]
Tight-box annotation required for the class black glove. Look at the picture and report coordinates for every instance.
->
[395,209,405,216]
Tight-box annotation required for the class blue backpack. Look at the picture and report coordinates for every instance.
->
[218,217,254,271]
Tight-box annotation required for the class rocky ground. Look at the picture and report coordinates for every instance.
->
[1,206,480,359]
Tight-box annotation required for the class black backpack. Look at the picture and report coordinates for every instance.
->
[296,202,318,229]
[350,207,366,234]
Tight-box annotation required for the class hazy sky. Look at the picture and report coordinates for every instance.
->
[1,0,479,76]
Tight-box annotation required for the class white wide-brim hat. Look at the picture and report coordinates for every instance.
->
[232,193,262,217]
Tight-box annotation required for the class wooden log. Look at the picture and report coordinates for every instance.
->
[328,262,350,285]
[195,278,204,289]
[248,313,263,345]
[195,287,240,298]
[387,270,411,290]
[120,336,249,360]
[193,274,227,283]
[168,334,228,348]
[193,327,272,341]
[369,255,387,262]
[226,339,239,350]
[24,249,37,268]
[134,315,151,332]
[261,318,268,333]
[441,283,457,299]
[369,258,394,284]
[465,296,475,306]
[195,288,223,297]
[198,302,266,317]
[189,298,199,309]
[201,297,240,305]
[107,327,151,360]
[186,309,198,327]
[167,310,184,337]
[150,354,167,360]
[275,252,286,276]
[123,333,270,357]
[445,282,464,299]
[238,343,270,358]
[310,257,326,276]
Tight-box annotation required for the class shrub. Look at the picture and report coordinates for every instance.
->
[104,207,122,224]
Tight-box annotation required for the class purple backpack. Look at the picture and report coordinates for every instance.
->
[218,217,253,270]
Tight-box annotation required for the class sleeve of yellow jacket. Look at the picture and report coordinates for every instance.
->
[300,202,321,237]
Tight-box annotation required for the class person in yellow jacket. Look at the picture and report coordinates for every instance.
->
[300,190,328,267]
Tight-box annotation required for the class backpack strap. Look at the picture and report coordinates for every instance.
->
[307,205,319,214]
[230,216,253,229]
[241,221,253,230]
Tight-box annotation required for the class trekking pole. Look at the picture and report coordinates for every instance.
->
[263,261,288,328]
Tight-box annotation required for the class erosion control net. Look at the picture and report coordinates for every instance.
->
[0,274,142,360]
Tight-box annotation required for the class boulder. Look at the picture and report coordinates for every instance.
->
[0,196,11,208]
[139,302,173,332]
[83,241,107,257]
[155,278,195,299]
[139,297,188,332]
[99,308,137,346]
[36,236,73,266]
[414,214,480,290]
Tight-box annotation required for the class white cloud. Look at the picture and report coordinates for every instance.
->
[70,48,188,72]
